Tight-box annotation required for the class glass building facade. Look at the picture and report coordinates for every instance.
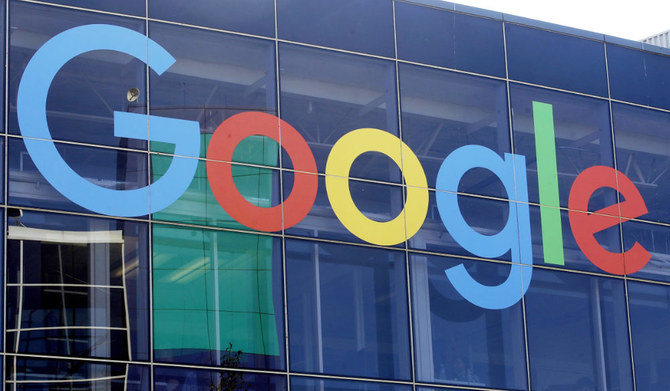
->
[2,0,670,390]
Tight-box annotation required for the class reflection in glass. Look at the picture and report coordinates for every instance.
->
[525,269,633,391]
[152,224,284,370]
[399,63,510,194]
[154,365,285,391]
[7,357,149,391]
[410,254,527,389]
[279,43,400,183]
[6,211,150,361]
[286,239,411,380]
[622,220,670,282]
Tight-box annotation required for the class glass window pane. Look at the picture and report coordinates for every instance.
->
[152,224,285,370]
[42,0,145,16]
[525,269,633,391]
[395,2,505,77]
[9,2,147,149]
[409,253,527,389]
[154,365,286,391]
[612,103,670,224]
[277,0,394,57]
[7,358,149,391]
[8,138,148,215]
[628,281,670,390]
[607,44,670,111]
[284,173,406,247]
[506,24,607,97]
[148,0,275,38]
[622,221,670,282]
[291,376,412,391]
[148,22,277,160]
[279,43,400,183]
[286,239,411,380]
[511,84,615,211]
[5,210,150,361]
[399,63,510,195]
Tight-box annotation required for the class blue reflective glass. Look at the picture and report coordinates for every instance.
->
[622,220,670,282]
[283,173,406,247]
[291,376,412,391]
[525,269,633,391]
[152,224,285,370]
[607,44,670,110]
[279,43,400,183]
[395,2,505,77]
[154,365,286,391]
[409,253,527,389]
[148,22,278,160]
[9,2,147,149]
[510,84,615,211]
[8,138,148,215]
[628,281,670,390]
[399,63,510,195]
[408,192,513,262]
[148,0,275,38]
[529,205,622,273]
[612,103,670,224]
[286,239,411,380]
[8,358,149,390]
[41,0,145,16]
[5,210,150,361]
[277,0,394,57]
[506,24,607,97]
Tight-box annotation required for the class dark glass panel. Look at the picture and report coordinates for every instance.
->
[153,365,285,391]
[628,281,670,390]
[152,224,285,370]
[395,2,505,77]
[607,44,670,110]
[148,0,275,38]
[399,63,510,194]
[506,24,607,97]
[525,269,633,391]
[277,0,394,57]
[7,358,149,391]
[8,138,148,215]
[41,0,145,16]
[9,2,147,149]
[409,253,527,389]
[510,84,615,210]
[612,103,670,224]
[292,376,412,391]
[5,211,150,361]
[279,43,400,182]
[286,239,411,379]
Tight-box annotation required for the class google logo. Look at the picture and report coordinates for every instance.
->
[17,25,651,310]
